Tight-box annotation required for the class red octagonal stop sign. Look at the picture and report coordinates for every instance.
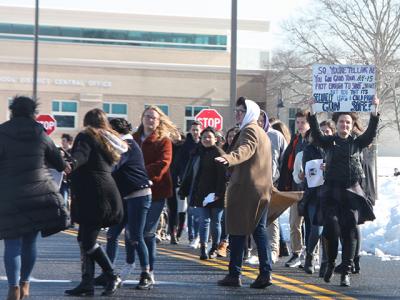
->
[36,114,57,135]
[195,109,223,131]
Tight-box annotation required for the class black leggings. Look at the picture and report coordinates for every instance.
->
[322,186,358,270]
[77,224,101,252]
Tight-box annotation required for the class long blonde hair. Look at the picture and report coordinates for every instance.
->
[137,105,180,141]
[83,108,123,164]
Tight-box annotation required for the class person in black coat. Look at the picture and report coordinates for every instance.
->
[0,96,67,300]
[179,127,227,260]
[65,109,127,297]
[308,97,379,287]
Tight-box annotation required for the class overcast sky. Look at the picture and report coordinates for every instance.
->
[0,0,308,23]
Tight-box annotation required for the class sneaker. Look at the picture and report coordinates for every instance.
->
[136,272,153,290]
[189,237,200,249]
[285,254,301,268]
[217,275,242,287]
[119,263,135,282]
[149,271,155,284]
[246,255,259,265]
[271,251,279,264]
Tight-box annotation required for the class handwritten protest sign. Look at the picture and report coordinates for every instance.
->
[312,64,376,112]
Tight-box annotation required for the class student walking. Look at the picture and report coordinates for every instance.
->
[65,109,127,297]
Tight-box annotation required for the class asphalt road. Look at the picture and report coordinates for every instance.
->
[1,229,399,299]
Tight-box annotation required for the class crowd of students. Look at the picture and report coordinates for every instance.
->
[0,95,379,299]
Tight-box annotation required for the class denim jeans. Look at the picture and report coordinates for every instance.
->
[229,208,272,277]
[126,195,152,269]
[198,207,224,245]
[144,199,166,271]
[106,219,135,265]
[305,201,323,255]
[4,231,39,286]
[187,206,200,241]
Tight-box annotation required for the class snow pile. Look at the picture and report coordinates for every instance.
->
[361,176,400,258]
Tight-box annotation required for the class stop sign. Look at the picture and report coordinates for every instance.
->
[195,109,223,131]
[36,114,57,135]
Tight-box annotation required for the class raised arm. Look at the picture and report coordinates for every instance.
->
[219,126,258,167]
[308,113,333,149]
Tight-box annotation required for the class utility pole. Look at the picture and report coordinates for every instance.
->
[33,0,39,101]
[230,0,237,126]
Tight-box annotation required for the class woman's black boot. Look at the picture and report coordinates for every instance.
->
[65,247,95,296]
[88,246,121,296]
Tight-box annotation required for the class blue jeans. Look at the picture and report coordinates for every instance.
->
[106,219,135,265]
[4,231,39,286]
[187,206,200,241]
[229,208,272,277]
[144,199,166,271]
[306,202,323,255]
[198,207,224,245]
[126,195,152,269]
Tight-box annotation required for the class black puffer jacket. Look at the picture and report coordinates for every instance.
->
[70,131,123,227]
[308,113,379,187]
[0,117,66,239]
[179,145,227,208]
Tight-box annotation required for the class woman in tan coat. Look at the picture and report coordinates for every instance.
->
[216,97,273,289]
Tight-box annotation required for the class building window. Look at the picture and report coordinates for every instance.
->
[103,102,128,120]
[184,105,209,132]
[288,108,300,135]
[144,104,169,116]
[52,100,78,129]
[0,23,227,51]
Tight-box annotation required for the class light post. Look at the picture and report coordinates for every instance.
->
[33,0,39,101]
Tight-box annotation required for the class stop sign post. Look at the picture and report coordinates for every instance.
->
[36,114,57,135]
[195,109,223,131]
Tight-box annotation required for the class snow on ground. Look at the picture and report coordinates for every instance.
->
[361,157,400,259]
[280,157,400,260]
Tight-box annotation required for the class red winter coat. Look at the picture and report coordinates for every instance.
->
[133,132,173,200]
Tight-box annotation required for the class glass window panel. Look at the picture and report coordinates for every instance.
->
[54,115,75,128]
[185,106,193,117]
[289,108,296,119]
[61,101,77,112]
[111,104,127,114]
[289,119,296,136]
[52,101,60,112]
[194,106,207,115]
[103,103,110,113]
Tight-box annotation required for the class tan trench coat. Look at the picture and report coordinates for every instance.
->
[222,122,273,235]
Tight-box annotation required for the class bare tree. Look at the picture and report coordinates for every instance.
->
[271,0,400,137]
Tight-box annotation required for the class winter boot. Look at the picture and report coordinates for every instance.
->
[65,246,95,296]
[217,240,228,257]
[304,253,314,274]
[200,243,208,260]
[19,281,30,300]
[6,286,19,300]
[323,262,335,283]
[170,226,178,245]
[279,239,290,257]
[353,255,360,274]
[88,246,121,296]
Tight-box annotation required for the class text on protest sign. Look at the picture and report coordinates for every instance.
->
[312,64,376,112]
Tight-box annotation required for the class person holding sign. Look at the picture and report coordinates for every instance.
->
[307,96,379,287]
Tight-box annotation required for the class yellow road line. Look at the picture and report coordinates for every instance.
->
[63,230,355,300]
[159,246,355,300]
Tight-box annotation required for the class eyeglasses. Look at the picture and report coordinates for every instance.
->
[143,114,159,121]
[234,109,246,114]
